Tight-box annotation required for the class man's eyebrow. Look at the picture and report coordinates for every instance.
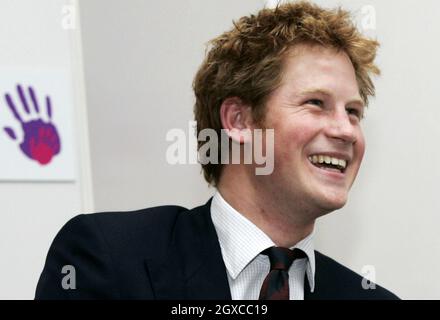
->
[297,88,332,97]
[297,88,365,107]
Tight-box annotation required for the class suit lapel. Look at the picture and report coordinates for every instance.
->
[304,272,317,300]
[304,251,332,300]
[145,198,232,299]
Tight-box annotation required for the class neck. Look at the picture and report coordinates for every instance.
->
[217,165,316,248]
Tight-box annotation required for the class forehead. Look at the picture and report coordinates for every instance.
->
[280,44,360,99]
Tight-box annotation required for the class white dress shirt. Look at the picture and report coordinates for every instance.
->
[210,191,315,300]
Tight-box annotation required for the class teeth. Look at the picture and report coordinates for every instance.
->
[308,154,347,169]
[339,159,346,168]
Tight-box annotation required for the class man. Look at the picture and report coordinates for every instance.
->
[36,1,398,299]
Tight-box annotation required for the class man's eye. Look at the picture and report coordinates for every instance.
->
[346,108,362,120]
[306,99,323,107]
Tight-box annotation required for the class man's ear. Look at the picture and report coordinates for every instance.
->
[220,97,254,144]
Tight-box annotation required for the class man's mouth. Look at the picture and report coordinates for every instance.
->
[308,155,348,174]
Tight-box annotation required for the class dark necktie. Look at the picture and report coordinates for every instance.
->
[259,246,307,300]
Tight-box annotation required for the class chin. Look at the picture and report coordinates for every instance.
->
[315,190,348,212]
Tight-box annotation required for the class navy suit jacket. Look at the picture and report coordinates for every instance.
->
[35,199,399,299]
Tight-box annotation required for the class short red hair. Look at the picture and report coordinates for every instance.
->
[193,1,380,186]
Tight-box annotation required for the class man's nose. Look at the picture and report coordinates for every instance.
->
[325,108,358,144]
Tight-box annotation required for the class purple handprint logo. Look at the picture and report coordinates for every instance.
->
[3,84,61,165]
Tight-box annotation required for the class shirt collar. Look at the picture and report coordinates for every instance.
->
[210,191,315,292]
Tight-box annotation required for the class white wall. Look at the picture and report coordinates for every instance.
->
[0,0,92,299]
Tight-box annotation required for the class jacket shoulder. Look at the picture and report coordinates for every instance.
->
[77,204,189,252]
[83,204,189,232]
[35,204,189,299]
[313,251,400,300]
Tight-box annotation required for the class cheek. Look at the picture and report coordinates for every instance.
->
[275,125,311,164]
[354,133,366,165]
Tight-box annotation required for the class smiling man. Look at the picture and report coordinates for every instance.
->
[36,2,398,300]
[217,44,367,248]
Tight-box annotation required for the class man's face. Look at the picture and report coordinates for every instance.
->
[259,44,365,219]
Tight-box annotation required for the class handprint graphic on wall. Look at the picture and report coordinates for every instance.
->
[3,84,61,165]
